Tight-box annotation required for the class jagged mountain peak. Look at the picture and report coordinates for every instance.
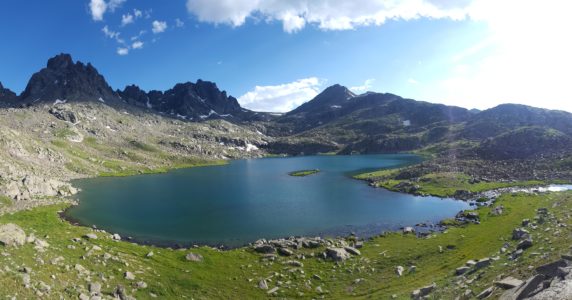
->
[46,53,74,70]
[0,81,18,105]
[19,53,119,105]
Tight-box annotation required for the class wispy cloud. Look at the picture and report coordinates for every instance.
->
[238,77,324,112]
[89,0,107,21]
[175,18,185,27]
[152,20,167,33]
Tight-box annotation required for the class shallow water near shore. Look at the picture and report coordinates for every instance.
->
[67,154,470,247]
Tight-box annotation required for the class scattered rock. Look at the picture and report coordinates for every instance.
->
[516,238,533,250]
[476,286,494,299]
[0,223,26,247]
[278,247,294,256]
[84,233,97,240]
[124,271,135,280]
[396,266,404,277]
[495,277,524,289]
[258,279,268,290]
[456,266,470,275]
[412,283,436,299]
[185,252,203,262]
[535,259,568,277]
[254,244,275,254]
[512,228,530,240]
[475,258,491,269]
[344,246,361,256]
[325,247,350,261]
[89,282,102,295]
[403,227,415,234]
[135,281,148,289]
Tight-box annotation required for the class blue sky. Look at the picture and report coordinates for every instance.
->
[0,0,570,112]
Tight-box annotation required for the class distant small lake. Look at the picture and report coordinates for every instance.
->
[67,154,470,247]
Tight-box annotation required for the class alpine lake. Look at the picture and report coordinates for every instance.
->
[66,154,471,247]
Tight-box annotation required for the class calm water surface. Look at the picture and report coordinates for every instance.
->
[67,154,470,247]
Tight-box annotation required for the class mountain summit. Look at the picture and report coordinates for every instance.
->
[19,53,119,105]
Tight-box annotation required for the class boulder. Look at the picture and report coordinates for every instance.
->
[185,252,204,262]
[254,244,275,254]
[456,266,470,275]
[403,227,415,234]
[325,247,351,261]
[516,238,533,250]
[124,272,135,280]
[277,247,294,256]
[475,258,491,269]
[499,275,545,300]
[495,277,524,289]
[512,228,530,240]
[396,266,404,277]
[476,286,494,299]
[412,283,436,299]
[535,259,568,277]
[344,246,361,256]
[258,279,268,290]
[0,223,26,247]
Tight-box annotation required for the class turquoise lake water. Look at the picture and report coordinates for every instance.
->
[66,154,470,247]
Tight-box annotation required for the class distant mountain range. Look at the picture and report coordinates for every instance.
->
[2,53,572,159]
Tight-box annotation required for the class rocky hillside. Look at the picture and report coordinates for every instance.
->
[0,82,17,107]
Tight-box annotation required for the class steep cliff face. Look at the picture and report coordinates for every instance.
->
[19,53,119,105]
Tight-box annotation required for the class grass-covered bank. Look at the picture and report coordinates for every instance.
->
[355,169,546,198]
[1,189,571,298]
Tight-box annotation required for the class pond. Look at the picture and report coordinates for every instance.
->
[66,154,470,247]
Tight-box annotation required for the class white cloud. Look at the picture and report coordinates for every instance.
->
[175,18,185,27]
[350,79,375,93]
[185,0,472,33]
[89,0,107,21]
[238,77,323,112]
[152,20,168,33]
[121,13,134,26]
[108,0,126,12]
[133,9,142,18]
[117,47,129,55]
[132,41,144,49]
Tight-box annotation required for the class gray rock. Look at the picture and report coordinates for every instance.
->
[325,247,351,261]
[403,227,415,234]
[535,259,568,277]
[476,258,491,269]
[517,238,533,250]
[267,287,279,294]
[396,266,404,277]
[124,271,135,280]
[285,260,303,267]
[277,247,294,256]
[412,283,436,299]
[259,279,269,290]
[344,246,361,256]
[0,223,26,247]
[500,274,545,300]
[456,266,470,275]
[185,252,204,262]
[476,286,494,299]
[512,228,530,240]
[495,277,524,289]
[135,281,147,289]
[84,233,97,240]
[89,282,102,295]
[254,244,275,254]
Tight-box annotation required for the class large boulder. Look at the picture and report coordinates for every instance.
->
[325,247,351,261]
[0,223,26,247]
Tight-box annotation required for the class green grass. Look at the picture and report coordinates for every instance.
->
[289,169,320,177]
[0,195,12,208]
[0,191,570,298]
[356,170,545,198]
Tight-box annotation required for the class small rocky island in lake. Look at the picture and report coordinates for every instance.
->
[289,169,320,177]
